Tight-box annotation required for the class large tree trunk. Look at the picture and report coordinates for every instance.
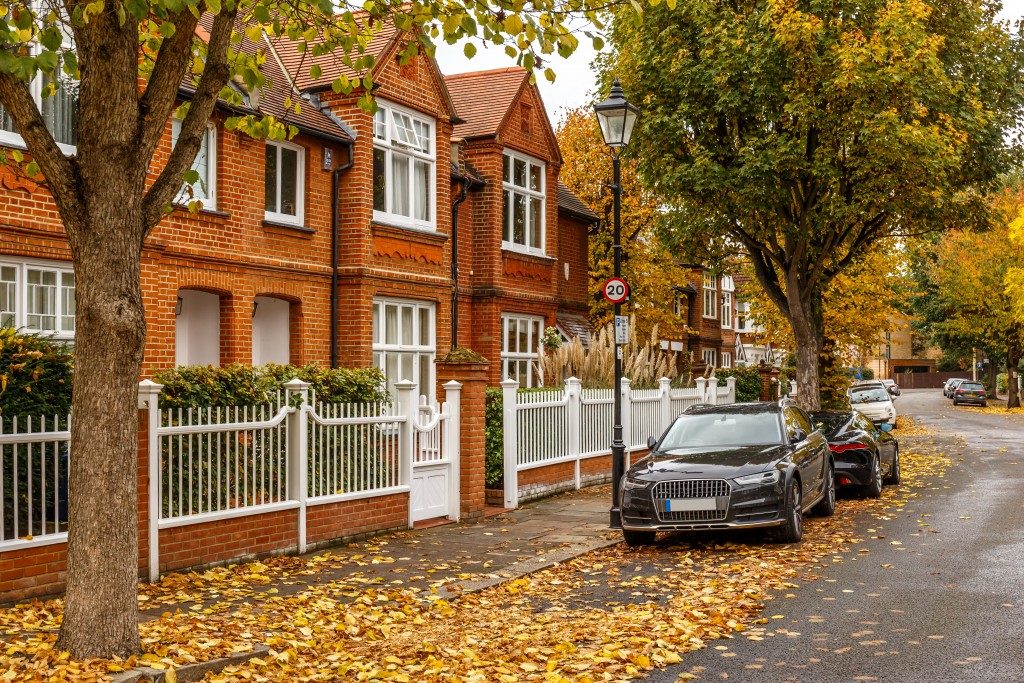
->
[786,283,825,411]
[56,209,147,658]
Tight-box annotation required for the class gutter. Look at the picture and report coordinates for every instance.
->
[330,140,355,367]
[450,174,469,351]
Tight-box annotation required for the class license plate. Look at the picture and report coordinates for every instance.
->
[665,498,718,512]
[966,392,977,396]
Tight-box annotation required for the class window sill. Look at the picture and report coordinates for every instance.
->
[371,221,448,244]
[174,205,230,220]
[501,247,554,263]
[702,315,718,320]
[371,215,439,235]
[262,219,315,235]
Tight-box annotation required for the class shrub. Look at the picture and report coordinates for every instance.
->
[485,388,503,488]
[0,328,73,416]
[154,363,388,409]
[713,366,762,402]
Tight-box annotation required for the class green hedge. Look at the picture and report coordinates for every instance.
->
[154,363,389,408]
[0,328,73,416]
[485,388,503,488]
[713,366,762,402]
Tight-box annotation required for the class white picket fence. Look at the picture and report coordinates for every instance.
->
[1,378,460,581]
[501,375,737,507]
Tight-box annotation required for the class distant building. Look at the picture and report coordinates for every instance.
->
[864,312,940,378]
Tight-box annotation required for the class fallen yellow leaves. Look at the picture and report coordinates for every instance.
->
[0,432,951,683]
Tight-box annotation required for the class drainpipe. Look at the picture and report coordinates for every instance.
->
[330,140,355,368]
[450,174,469,351]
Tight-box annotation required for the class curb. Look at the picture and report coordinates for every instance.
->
[110,646,270,683]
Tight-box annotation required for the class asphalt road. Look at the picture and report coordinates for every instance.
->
[646,389,1024,683]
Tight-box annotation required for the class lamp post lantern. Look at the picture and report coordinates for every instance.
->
[594,78,639,529]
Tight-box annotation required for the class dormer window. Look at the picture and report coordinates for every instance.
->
[502,150,545,256]
[373,101,435,231]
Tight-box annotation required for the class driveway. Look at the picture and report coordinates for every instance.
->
[646,388,1024,682]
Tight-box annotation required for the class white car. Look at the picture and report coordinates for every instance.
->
[848,382,898,427]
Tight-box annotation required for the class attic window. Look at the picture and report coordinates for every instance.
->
[520,103,533,134]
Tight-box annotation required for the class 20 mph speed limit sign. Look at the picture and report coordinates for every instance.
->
[602,277,630,304]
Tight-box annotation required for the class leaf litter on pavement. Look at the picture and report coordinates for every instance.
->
[0,416,951,682]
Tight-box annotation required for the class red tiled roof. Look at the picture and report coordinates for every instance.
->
[268,18,399,91]
[184,16,351,143]
[444,67,528,139]
[557,182,599,222]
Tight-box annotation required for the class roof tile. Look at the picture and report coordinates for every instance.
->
[444,68,528,139]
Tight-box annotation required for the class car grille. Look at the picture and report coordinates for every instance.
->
[653,479,730,523]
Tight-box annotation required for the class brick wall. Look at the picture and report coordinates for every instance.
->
[306,494,408,547]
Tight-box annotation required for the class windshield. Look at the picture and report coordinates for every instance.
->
[811,413,848,436]
[658,412,784,450]
[850,387,890,404]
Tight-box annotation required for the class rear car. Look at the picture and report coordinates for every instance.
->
[619,401,835,546]
[881,379,900,396]
[943,378,967,398]
[952,381,987,407]
[848,382,898,427]
[811,411,900,497]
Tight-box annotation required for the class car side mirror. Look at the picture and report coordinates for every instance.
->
[792,428,807,443]
[646,435,658,451]
[879,422,893,432]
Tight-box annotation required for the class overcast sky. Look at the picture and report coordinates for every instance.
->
[433,1,1024,128]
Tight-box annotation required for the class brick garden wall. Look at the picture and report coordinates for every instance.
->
[516,452,641,504]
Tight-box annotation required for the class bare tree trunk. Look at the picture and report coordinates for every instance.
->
[1008,331,1021,409]
[787,286,825,411]
[56,208,147,658]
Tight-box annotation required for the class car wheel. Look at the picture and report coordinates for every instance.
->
[812,462,836,517]
[884,448,901,486]
[863,455,883,498]
[776,478,803,543]
[981,401,988,408]
[622,530,656,547]
[953,399,959,406]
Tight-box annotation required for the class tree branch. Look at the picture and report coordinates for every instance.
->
[136,8,203,159]
[141,9,236,231]
[0,72,82,232]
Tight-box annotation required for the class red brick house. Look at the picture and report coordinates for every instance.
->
[0,25,596,394]
[667,265,743,372]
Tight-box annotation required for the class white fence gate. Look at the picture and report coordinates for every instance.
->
[410,387,461,523]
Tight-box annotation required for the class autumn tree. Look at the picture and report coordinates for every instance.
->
[745,241,915,404]
[932,184,1024,406]
[606,0,1024,409]
[556,106,687,339]
[0,0,618,658]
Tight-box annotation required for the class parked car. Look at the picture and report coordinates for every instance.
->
[881,379,900,396]
[848,381,898,427]
[943,378,967,398]
[619,400,834,547]
[811,410,900,498]
[952,380,988,407]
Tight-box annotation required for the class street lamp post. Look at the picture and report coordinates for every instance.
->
[594,79,639,529]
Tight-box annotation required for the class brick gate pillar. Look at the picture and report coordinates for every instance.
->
[436,349,490,523]
[758,364,780,401]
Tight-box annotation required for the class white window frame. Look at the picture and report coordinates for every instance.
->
[0,23,77,155]
[721,291,732,329]
[721,351,732,368]
[0,257,75,340]
[501,313,545,388]
[702,348,716,367]
[171,118,217,211]
[501,150,546,256]
[372,100,436,232]
[264,139,305,226]
[372,298,436,398]
[702,274,717,319]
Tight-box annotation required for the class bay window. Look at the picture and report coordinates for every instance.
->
[502,151,545,255]
[0,259,75,339]
[702,274,717,319]
[0,40,77,152]
[264,140,305,225]
[372,299,436,397]
[171,118,217,210]
[372,102,435,230]
[502,314,545,387]
[721,275,734,329]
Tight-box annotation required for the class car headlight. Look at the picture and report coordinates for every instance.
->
[622,478,650,491]
[733,470,781,487]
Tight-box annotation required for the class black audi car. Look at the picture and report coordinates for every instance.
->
[811,410,900,498]
[620,401,834,546]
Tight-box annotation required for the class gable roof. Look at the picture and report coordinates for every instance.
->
[444,68,530,139]
[266,17,459,121]
[185,16,352,144]
[557,182,599,223]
